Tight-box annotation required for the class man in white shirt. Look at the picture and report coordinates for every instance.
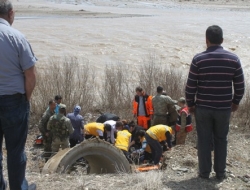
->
[103,120,117,144]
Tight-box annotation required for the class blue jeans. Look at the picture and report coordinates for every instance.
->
[195,107,231,178]
[0,94,29,190]
[145,133,162,165]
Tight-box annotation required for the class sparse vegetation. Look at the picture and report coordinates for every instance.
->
[31,56,188,123]
[31,56,249,128]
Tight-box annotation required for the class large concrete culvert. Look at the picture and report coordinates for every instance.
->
[42,138,131,174]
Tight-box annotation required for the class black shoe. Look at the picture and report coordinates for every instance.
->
[198,174,209,179]
[216,174,227,181]
[172,140,176,146]
[28,183,37,190]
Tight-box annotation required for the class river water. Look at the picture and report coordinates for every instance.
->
[13,0,250,75]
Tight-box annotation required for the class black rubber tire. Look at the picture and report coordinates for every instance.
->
[42,138,131,174]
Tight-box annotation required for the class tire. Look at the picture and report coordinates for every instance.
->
[42,138,131,174]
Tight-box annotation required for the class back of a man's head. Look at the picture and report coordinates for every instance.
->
[206,25,223,44]
[0,0,12,16]
[157,86,163,93]
[115,121,123,130]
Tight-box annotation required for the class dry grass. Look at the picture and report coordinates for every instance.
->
[30,55,188,122]
[3,55,250,189]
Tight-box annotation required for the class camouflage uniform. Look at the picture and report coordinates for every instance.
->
[38,109,54,157]
[47,113,74,153]
[167,104,179,126]
[152,94,177,125]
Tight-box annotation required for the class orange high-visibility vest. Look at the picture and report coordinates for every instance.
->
[133,94,153,117]
[175,107,193,132]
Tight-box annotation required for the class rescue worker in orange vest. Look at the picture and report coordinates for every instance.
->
[84,122,104,140]
[115,121,132,161]
[133,87,153,130]
[145,125,173,167]
[175,97,193,145]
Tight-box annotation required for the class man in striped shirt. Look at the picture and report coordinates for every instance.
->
[185,25,245,180]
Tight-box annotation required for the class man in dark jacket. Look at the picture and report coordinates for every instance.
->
[128,121,144,149]
[186,25,245,180]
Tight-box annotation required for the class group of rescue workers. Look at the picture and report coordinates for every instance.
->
[38,86,193,167]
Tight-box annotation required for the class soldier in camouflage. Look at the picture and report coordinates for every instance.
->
[47,104,74,153]
[152,86,177,126]
[38,99,56,159]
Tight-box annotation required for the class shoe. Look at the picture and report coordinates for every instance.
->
[172,140,176,146]
[198,174,209,179]
[216,174,227,181]
[28,183,37,190]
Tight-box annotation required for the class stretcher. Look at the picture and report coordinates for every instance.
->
[135,164,160,172]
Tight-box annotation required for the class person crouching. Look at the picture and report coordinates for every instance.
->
[145,125,173,168]
[115,121,132,161]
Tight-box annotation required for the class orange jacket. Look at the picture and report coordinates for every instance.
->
[133,93,153,117]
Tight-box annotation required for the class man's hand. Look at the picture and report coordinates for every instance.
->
[131,151,137,157]
[231,103,239,112]
[188,106,195,114]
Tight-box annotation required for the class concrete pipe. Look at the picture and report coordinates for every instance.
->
[42,138,131,174]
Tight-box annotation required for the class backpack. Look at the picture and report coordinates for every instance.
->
[50,116,69,140]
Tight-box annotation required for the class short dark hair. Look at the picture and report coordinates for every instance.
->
[55,95,62,100]
[206,25,223,44]
[104,124,112,131]
[48,99,55,105]
[135,87,143,92]
[135,130,146,138]
[157,86,163,93]
[128,121,135,127]
[121,119,128,125]
[115,121,123,128]
[0,0,13,15]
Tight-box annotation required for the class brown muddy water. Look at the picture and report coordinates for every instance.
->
[13,0,250,75]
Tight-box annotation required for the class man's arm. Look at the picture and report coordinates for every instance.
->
[132,97,137,118]
[24,65,36,101]
[148,95,154,116]
[38,112,50,134]
[185,58,199,112]
[47,118,52,131]
[67,120,74,135]
[232,60,245,112]
[165,96,177,105]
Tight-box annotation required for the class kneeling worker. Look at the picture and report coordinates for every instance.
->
[145,125,173,167]
[115,121,132,160]
[84,122,105,139]
[103,120,117,144]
